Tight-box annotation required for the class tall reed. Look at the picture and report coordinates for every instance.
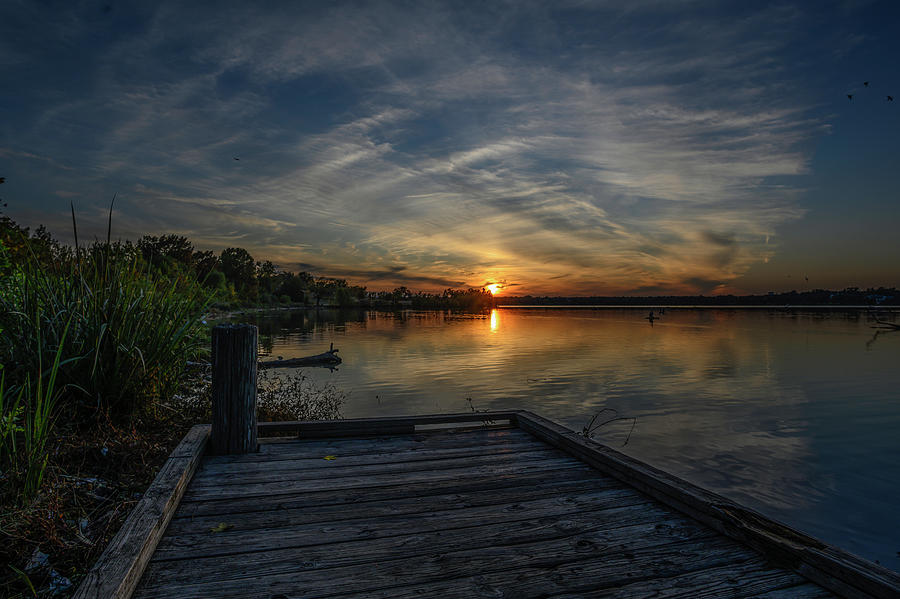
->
[0,370,24,465]
[21,323,67,500]
[0,322,68,502]
[0,236,210,420]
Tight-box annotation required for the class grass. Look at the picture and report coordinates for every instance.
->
[0,210,349,597]
[0,321,69,505]
[0,213,212,597]
[0,371,24,464]
[0,241,210,421]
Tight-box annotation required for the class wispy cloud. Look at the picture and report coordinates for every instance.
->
[3,0,876,294]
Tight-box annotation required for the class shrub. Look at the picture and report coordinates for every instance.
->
[257,370,345,421]
[0,324,68,503]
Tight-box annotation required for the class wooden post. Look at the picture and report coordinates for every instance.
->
[211,324,258,455]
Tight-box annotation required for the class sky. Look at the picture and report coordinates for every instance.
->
[1,0,898,296]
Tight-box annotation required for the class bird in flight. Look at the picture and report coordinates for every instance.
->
[888,96,894,102]
[864,81,870,87]
[233,157,240,161]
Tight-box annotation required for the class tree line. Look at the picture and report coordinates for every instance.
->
[500,288,900,307]
[0,210,494,311]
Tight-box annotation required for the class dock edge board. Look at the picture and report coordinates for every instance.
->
[72,424,210,599]
[511,409,900,599]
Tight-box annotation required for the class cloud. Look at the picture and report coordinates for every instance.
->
[0,148,74,171]
[0,0,839,294]
[290,262,466,288]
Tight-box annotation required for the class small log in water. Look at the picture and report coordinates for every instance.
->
[211,324,258,455]
[872,316,900,330]
[258,344,342,369]
[868,309,900,330]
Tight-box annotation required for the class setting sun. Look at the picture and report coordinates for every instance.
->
[486,284,501,295]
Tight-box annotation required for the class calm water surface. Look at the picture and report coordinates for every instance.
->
[248,307,900,571]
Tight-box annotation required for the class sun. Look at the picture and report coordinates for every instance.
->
[486,283,502,295]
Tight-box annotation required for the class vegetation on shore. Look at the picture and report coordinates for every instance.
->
[0,188,492,596]
[0,202,343,597]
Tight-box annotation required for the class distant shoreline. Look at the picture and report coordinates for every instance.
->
[498,304,899,310]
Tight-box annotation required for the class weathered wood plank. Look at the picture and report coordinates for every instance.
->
[368,558,825,599]
[197,437,544,476]
[254,426,532,452]
[210,324,258,455]
[318,549,774,599]
[256,423,527,451]
[166,471,630,536]
[71,425,209,599]
[190,447,566,487]
[209,427,533,463]
[173,465,609,518]
[140,532,754,598]
[753,583,838,598]
[181,455,592,502]
[256,410,518,437]
[513,410,900,599]
[548,561,823,598]
[154,488,659,561]
[137,512,717,594]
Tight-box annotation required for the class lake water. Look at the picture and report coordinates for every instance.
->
[247,307,900,572]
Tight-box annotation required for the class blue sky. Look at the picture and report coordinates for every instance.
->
[1,0,898,295]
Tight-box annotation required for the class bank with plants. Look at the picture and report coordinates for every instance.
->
[0,213,339,597]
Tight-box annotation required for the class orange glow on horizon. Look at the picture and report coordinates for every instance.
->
[486,283,502,295]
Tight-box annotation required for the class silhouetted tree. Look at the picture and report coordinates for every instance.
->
[275,273,304,302]
[220,247,257,297]
[256,260,278,294]
[137,234,194,270]
[192,250,219,281]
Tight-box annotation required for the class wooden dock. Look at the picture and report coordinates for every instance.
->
[72,326,900,598]
[74,412,900,599]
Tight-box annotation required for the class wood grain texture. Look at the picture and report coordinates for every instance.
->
[137,512,718,595]
[211,427,531,464]
[196,437,544,476]
[154,487,657,561]
[172,465,608,519]
[356,558,821,599]
[71,425,209,599]
[139,534,759,598]
[190,446,570,488]
[211,324,258,455]
[181,454,592,502]
[165,473,628,536]
[256,411,518,437]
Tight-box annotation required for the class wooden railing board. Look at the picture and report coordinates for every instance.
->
[256,411,518,436]
[71,424,209,599]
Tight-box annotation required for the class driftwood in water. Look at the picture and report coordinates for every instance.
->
[258,343,341,369]
[868,311,900,330]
